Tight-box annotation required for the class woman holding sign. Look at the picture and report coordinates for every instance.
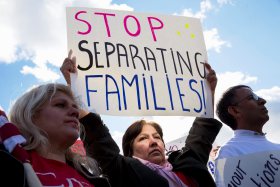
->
[61,51,222,187]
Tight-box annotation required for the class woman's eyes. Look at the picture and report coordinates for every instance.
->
[139,135,161,141]
[55,103,66,108]
[139,137,147,141]
[54,101,78,110]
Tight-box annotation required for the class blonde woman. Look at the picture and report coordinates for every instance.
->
[0,83,110,187]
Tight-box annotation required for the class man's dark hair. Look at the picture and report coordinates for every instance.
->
[122,120,163,157]
[216,85,250,130]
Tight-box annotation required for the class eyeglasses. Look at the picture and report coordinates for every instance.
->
[232,92,259,106]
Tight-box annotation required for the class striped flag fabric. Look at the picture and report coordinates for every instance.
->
[0,110,42,187]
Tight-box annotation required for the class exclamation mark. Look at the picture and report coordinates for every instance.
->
[201,80,206,115]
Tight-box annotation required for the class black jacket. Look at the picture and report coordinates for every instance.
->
[80,113,222,187]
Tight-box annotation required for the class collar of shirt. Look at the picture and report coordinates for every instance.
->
[234,129,266,137]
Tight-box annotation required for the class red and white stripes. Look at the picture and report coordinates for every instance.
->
[0,115,26,152]
[0,110,42,187]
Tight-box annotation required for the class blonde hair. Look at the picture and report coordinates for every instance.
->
[9,83,100,177]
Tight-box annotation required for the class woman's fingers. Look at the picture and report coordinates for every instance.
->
[68,49,73,59]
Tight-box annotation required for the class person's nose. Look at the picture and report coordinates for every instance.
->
[258,96,266,105]
[150,137,158,147]
[69,106,79,118]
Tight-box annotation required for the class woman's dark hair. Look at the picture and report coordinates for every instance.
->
[122,120,163,157]
[216,85,250,130]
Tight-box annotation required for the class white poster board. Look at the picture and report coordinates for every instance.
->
[215,151,280,187]
[66,7,213,116]
[166,136,219,177]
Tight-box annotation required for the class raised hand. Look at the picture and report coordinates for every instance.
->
[60,50,77,85]
[205,62,217,94]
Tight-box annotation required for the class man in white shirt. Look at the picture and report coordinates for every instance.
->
[214,85,280,186]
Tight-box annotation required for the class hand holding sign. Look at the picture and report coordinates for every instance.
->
[205,63,217,94]
[204,62,217,107]
[60,49,77,85]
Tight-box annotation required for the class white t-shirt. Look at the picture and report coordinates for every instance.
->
[214,130,280,187]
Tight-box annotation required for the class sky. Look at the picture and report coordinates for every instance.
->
[0,0,280,150]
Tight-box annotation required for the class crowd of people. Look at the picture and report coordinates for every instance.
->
[0,51,279,187]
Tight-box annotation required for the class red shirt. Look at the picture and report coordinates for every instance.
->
[175,171,199,187]
[29,151,94,187]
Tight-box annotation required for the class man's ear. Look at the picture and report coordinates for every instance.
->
[228,106,239,117]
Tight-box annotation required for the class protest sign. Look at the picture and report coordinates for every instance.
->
[215,151,280,187]
[66,7,212,116]
[165,135,186,155]
[166,135,219,177]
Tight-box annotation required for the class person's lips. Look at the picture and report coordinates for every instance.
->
[261,107,268,113]
[149,149,161,156]
[65,119,79,130]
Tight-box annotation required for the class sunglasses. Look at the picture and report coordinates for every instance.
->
[232,92,259,106]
